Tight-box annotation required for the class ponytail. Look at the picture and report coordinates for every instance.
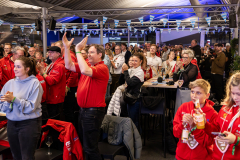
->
[17,57,38,76]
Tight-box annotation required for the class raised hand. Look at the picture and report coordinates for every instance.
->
[75,36,88,52]
[62,32,74,49]
[0,91,14,103]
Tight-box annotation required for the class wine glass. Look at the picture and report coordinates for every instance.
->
[45,136,53,155]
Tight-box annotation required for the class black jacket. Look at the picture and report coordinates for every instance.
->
[190,45,201,64]
[124,51,132,64]
[173,62,198,88]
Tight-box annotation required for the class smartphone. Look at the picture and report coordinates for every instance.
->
[211,132,226,137]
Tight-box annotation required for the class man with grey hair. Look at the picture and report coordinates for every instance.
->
[28,47,36,58]
[0,46,25,90]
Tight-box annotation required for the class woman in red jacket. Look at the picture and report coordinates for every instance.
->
[202,72,240,160]
[173,79,218,160]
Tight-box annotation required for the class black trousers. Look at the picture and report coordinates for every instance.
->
[78,107,105,160]
[7,117,42,160]
[64,87,78,123]
[110,74,121,95]
[47,103,64,120]
[211,74,224,102]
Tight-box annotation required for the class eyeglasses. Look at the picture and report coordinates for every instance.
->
[182,57,189,59]
[4,48,11,50]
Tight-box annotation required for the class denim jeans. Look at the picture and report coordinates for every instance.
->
[78,107,105,160]
[127,99,140,131]
[7,117,42,160]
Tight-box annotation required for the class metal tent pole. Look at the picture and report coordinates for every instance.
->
[42,7,47,57]
[100,21,103,45]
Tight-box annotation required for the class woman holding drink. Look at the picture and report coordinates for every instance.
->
[173,79,218,160]
[173,50,198,88]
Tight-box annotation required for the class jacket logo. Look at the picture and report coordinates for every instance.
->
[65,141,71,151]
[223,113,227,119]
[52,70,59,74]
[73,136,79,141]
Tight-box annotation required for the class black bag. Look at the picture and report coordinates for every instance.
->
[123,90,138,105]
[141,87,163,110]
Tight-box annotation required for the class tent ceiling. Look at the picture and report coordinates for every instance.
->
[0,0,238,25]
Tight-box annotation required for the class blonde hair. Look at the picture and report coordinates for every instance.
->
[224,72,240,108]
[182,49,194,58]
[105,49,113,57]
[189,79,211,94]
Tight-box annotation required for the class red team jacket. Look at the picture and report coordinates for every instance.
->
[204,105,240,160]
[45,57,66,104]
[63,51,78,88]
[0,120,9,147]
[0,53,14,90]
[173,100,218,160]
[40,119,84,160]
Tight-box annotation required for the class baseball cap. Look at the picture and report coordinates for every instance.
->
[226,43,230,46]
[48,46,61,53]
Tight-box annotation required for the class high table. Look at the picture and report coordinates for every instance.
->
[142,77,177,158]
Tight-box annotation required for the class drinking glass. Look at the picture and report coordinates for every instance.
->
[45,136,53,155]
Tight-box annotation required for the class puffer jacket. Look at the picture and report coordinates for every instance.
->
[101,115,142,160]
[107,85,125,116]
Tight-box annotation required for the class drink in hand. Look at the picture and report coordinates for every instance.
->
[193,99,205,129]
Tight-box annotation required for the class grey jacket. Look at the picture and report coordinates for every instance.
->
[101,115,142,160]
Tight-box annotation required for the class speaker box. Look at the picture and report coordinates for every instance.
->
[49,18,56,30]
[35,19,42,31]
[229,12,237,28]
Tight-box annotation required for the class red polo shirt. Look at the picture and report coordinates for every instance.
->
[74,61,109,108]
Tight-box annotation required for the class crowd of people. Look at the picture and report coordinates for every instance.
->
[0,34,238,160]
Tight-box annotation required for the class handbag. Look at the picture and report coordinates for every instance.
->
[123,89,138,105]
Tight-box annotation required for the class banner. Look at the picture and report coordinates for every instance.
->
[112,31,114,36]
[190,28,193,33]
[62,24,66,30]
[214,25,218,30]
[213,30,215,34]
[64,28,67,32]
[10,24,14,31]
[206,27,209,32]
[115,29,117,33]
[140,34,142,37]
[114,20,119,28]
[134,28,137,33]
[83,33,85,37]
[221,13,227,22]
[152,27,156,32]
[182,26,185,31]
[89,30,92,34]
[141,30,144,34]
[168,29,171,34]
[37,31,39,35]
[20,25,24,32]
[30,29,33,33]
[225,30,228,34]
[205,17,211,26]
[126,20,131,27]
[135,35,137,38]
[122,29,125,33]
[160,29,163,33]
[0,19,3,26]
[176,20,181,28]
[222,26,225,31]
[117,32,119,36]
[31,23,35,31]
[150,15,154,24]
[231,28,234,33]
[103,16,107,25]
[206,30,208,34]
[176,27,179,32]
[96,30,99,34]
[54,30,57,35]
[139,17,144,25]
[190,19,196,28]
[94,19,98,26]
[148,26,152,32]
[198,28,201,33]
[71,30,74,35]
[78,29,80,35]
[48,29,50,33]
[218,29,221,33]
[108,28,111,33]
[72,26,77,34]
[162,18,168,27]
[60,29,63,33]
[83,24,88,31]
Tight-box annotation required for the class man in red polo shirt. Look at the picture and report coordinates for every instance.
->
[62,33,109,160]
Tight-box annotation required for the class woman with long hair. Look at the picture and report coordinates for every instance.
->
[0,57,43,160]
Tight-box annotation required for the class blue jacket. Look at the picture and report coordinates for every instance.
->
[0,75,43,121]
